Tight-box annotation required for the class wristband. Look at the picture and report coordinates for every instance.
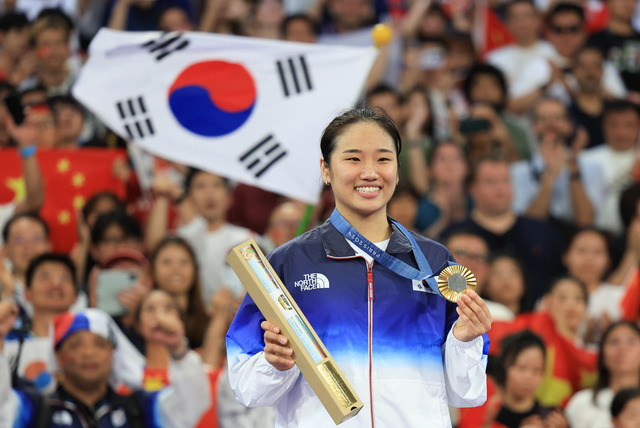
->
[19,145,36,159]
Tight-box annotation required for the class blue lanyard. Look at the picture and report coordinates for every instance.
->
[329,209,441,295]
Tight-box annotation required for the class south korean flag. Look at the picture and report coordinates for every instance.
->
[72,29,377,203]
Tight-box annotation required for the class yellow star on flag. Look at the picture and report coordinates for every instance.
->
[57,158,70,173]
[5,177,25,202]
[58,210,71,225]
[71,173,85,188]
[72,195,85,210]
[144,374,167,392]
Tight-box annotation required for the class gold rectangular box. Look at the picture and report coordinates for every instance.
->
[227,239,364,425]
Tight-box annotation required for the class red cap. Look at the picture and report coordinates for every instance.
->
[102,249,149,270]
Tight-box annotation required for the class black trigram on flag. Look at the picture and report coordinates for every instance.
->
[239,135,287,178]
[141,32,190,61]
[276,56,313,97]
[116,96,155,140]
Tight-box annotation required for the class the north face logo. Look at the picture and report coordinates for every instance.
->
[294,273,330,291]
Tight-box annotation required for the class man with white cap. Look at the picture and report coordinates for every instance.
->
[0,304,211,428]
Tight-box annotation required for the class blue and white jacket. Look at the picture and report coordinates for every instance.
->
[226,220,489,428]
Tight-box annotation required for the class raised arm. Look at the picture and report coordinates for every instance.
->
[149,308,211,427]
[6,112,44,215]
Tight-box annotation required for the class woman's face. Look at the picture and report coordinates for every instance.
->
[505,346,545,401]
[614,396,640,428]
[547,279,587,334]
[153,244,195,295]
[321,121,398,223]
[137,290,181,341]
[564,231,610,286]
[430,143,467,185]
[603,325,640,377]
[485,257,525,309]
[469,74,504,107]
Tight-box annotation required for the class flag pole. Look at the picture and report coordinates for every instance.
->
[296,204,314,236]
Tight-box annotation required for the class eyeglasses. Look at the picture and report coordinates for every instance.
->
[550,24,582,34]
[450,249,489,263]
[8,235,46,246]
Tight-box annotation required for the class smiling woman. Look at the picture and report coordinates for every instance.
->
[226,107,493,428]
[320,114,399,242]
[150,236,209,349]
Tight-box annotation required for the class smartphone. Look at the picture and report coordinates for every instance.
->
[4,94,25,125]
[459,118,492,135]
[96,270,139,316]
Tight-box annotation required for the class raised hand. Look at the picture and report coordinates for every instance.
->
[151,310,187,355]
[0,301,18,342]
[453,289,493,342]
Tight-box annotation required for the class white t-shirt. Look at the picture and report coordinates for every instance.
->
[565,388,614,428]
[588,283,625,321]
[179,217,272,302]
[487,41,556,98]
[581,145,636,235]
[484,300,515,322]
[346,238,390,265]
[3,333,56,393]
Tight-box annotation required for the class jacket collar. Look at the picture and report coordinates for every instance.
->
[320,217,414,258]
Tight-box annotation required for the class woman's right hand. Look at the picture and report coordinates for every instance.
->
[261,320,295,371]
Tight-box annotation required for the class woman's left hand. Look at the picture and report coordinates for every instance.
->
[453,290,493,342]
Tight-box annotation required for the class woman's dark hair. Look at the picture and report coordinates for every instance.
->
[0,12,29,32]
[483,253,529,314]
[81,191,124,225]
[620,182,640,229]
[463,64,508,112]
[404,86,434,139]
[497,330,546,387]
[281,13,319,37]
[611,388,640,418]
[563,227,613,277]
[149,236,209,348]
[134,289,186,333]
[564,226,613,256]
[90,210,142,245]
[546,275,589,304]
[426,140,468,167]
[593,321,640,404]
[320,106,402,167]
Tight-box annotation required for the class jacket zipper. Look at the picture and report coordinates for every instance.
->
[367,262,375,428]
[328,254,376,426]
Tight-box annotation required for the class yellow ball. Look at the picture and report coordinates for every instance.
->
[371,23,393,48]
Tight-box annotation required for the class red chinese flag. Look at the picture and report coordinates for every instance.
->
[621,269,640,322]
[484,7,513,54]
[488,312,597,408]
[0,149,127,253]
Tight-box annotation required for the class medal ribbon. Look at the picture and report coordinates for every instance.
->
[329,209,441,295]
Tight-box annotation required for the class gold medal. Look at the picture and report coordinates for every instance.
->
[437,265,477,302]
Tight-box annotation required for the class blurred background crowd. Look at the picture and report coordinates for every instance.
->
[2,0,640,426]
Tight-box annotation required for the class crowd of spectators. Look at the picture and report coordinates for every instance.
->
[2,0,640,426]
